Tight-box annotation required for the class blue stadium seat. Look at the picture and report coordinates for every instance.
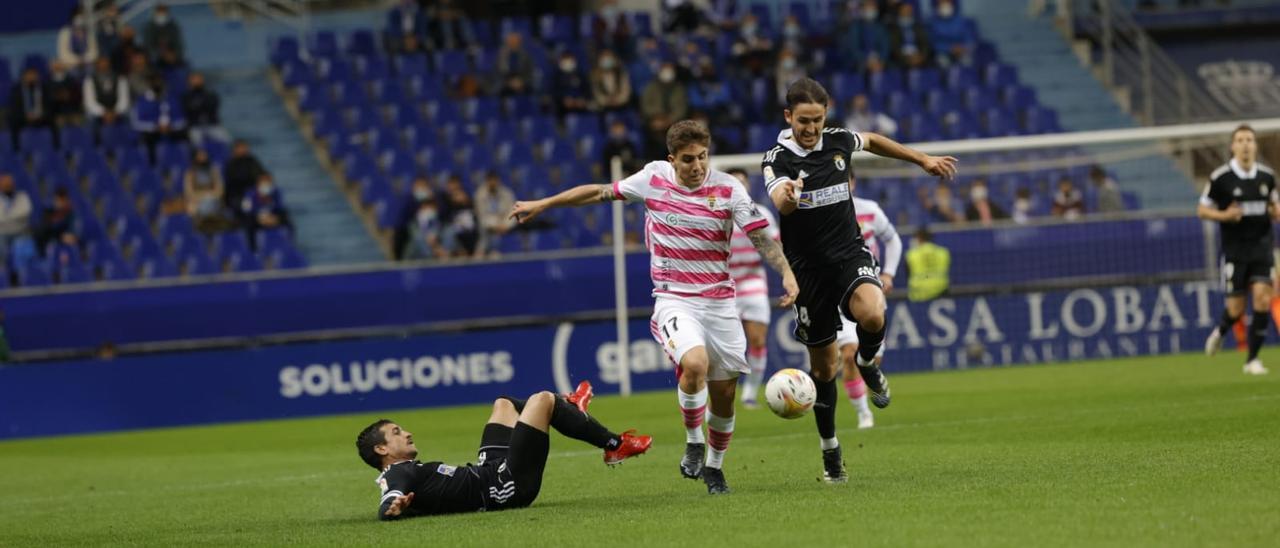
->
[867,69,905,98]
[539,14,575,42]
[563,112,601,138]
[100,123,139,147]
[99,254,135,281]
[280,58,313,89]
[380,147,419,182]
[1002,85,1037,111]
[499,17,534,41]
[332,81,366,109]
[423,98,465,126]
[268,246,308,270]
[308,30,340,59]
[785,2,812,26]
[359,173,395,206]
[496,139,535,168]
[945,65,978,92]
[461,96,501,123]
[270,36,301,67]
[371,78,406,104]
[348,29,379,57]
[541,139,577,166]
[157,214,197,246]
[59,262,92,284]
[503,95,541,119]
[521,116,558,144]
[179,249,220,276]
[983,63,1018,89]
[139,257,179,279]
[297,81,330,113]
[19,127,55,155]
[906,68,942,98]
[396,55,432,80]
[434,50,470,80]
[374,196,403,230]
[60,125,93,152]
[830,72,866,104]
[19,263,52,287]
[416,143,456,173]
[227,250,264,272]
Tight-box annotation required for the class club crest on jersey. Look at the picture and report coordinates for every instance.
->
[1233,187,1243,196]
[707,195,719,209]
[834,154,846,171]
[1262,184,1269,196]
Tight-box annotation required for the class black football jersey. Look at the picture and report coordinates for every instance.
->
[376,460,492,518]
[762,127,867,270]
[1201,160,1278,261]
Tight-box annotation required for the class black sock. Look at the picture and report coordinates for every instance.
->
[551,397,621,449]
[855,324,885,364]
[1218,309,1239,335]
[810,372,838,440]
[1248,310,1268,361]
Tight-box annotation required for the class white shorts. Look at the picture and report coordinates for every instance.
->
[735,293,772,325]
[651,295,750,381]
[835,316,886,358]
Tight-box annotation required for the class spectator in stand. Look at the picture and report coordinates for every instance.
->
[1052,177,1085,219]
[778,14,807,52]
[125,51,150,99]
[36,187,77,252]
[774,47,807,106]
[474,171,516,249]
[8,67,53,145]
[154,44,186,77]
[640,62,688,159]
[663,0,706,34]
[836,1,891,74]
[844,93,897,137]
[84,56,130,134]
[223,140,265,215]
[414,194,447,260]
[601,119,640,174]
[906,226,950,302]
[112,26,143,75]
[394,176,436,261]
[926,183,964,223]
[551,52,590,118]
[132,72,186,161]
[96,1,123,55]
[963,179,1008,226]
[888,2,932,69]
[143,4,184,64]
[242,172,294,248]
[426,0,474,51]
[397,33,427,57]
[730,13,773,77]
[0,172,34,267]
[688,57,733,127]
[385,0,426,53]
[183,72,229,146]
[495,32,535,96]
[1012,187,1034,224]
[184,149,227,232]
[590,49,631,112]
[47,61,83,126]
[439,174,479,258]
[929,0,976,67]
[1090,165,1124,213]
[56,7,98,75]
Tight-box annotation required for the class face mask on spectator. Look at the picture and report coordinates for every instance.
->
[413,188,431,201]
[741,22,757,35]
[1015,197,1030,212]
[784,23,800,38]
[659,68,675,83]
[938,4,955,18]
[600,57,616,70]
[154,14,169,25]
[862,8,878,20]
[971,186,987,201]
[258,183,273,195]
[899,16,914,26]
[416,207,437,224]
[560,59,576,72]
[781,57,797,71]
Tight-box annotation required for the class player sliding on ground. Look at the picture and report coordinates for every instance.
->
[836,174,902,429]
[762,78,957,482]
[511,120,799,495]
[1200,123,1277,376]
[357,381,651,520]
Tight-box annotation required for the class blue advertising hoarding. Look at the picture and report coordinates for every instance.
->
[0,281,1220,440]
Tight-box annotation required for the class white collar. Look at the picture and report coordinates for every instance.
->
[1231,158,1258,180]
[777,129,822,157]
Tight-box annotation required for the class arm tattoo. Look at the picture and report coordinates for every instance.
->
[595,184,615,203]
[748,229,790,275]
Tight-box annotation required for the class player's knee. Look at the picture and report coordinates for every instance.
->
[493,398,516,413]
[840,345,859,368]
[748,333,767,350]
[529,391,556,407]
[859,310,885,332]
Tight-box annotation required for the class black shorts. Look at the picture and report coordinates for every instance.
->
[475,422,549,509]
[1223,256,1274,295]
[792,249,883,347]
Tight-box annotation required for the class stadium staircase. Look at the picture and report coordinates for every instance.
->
[962,0,1195,210]
[214,68,384,265]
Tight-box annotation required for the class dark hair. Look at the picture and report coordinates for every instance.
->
[785,77,830,110]
[915,226,933,242]
[1233,123,1255,140]
[727,168,748,178]
[665,119,711,155]
[356,419,394,470]
[54,186,70,198]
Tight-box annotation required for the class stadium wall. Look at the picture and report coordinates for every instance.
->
[0,280,1219,440]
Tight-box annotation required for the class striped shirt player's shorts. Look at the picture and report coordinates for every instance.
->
[651,295,750,381]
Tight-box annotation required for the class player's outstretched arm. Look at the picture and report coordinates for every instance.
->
[861,132,958,180]
[747,228,798,307]
[1197,201,1241,223]
[769,178,803,215]
[510,184,616,224]
[379,491,415,521]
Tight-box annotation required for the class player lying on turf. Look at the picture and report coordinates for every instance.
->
[356,381,651,520]
[510,120,798,495]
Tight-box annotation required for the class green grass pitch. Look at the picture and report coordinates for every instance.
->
[1,352,1277,546]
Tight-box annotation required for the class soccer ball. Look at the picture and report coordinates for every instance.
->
[764,368,816,419]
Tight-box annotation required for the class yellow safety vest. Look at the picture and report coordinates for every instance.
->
[906,242,951,301]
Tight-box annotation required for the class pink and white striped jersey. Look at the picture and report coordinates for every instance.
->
[613,161,770,300]
[728,205,779,298]
[852,196,902,277]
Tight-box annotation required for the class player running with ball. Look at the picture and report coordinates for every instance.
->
[512,120,799,495]
[762,78,956,482]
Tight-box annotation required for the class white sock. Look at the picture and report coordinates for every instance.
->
[742,350,767,402]
[706,412,735,469]
[678,387,708,444]
[820,437,840,451]
[851,394,870,414]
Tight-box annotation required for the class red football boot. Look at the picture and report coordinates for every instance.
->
[564,380,594,414]
[604,429,652,466]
